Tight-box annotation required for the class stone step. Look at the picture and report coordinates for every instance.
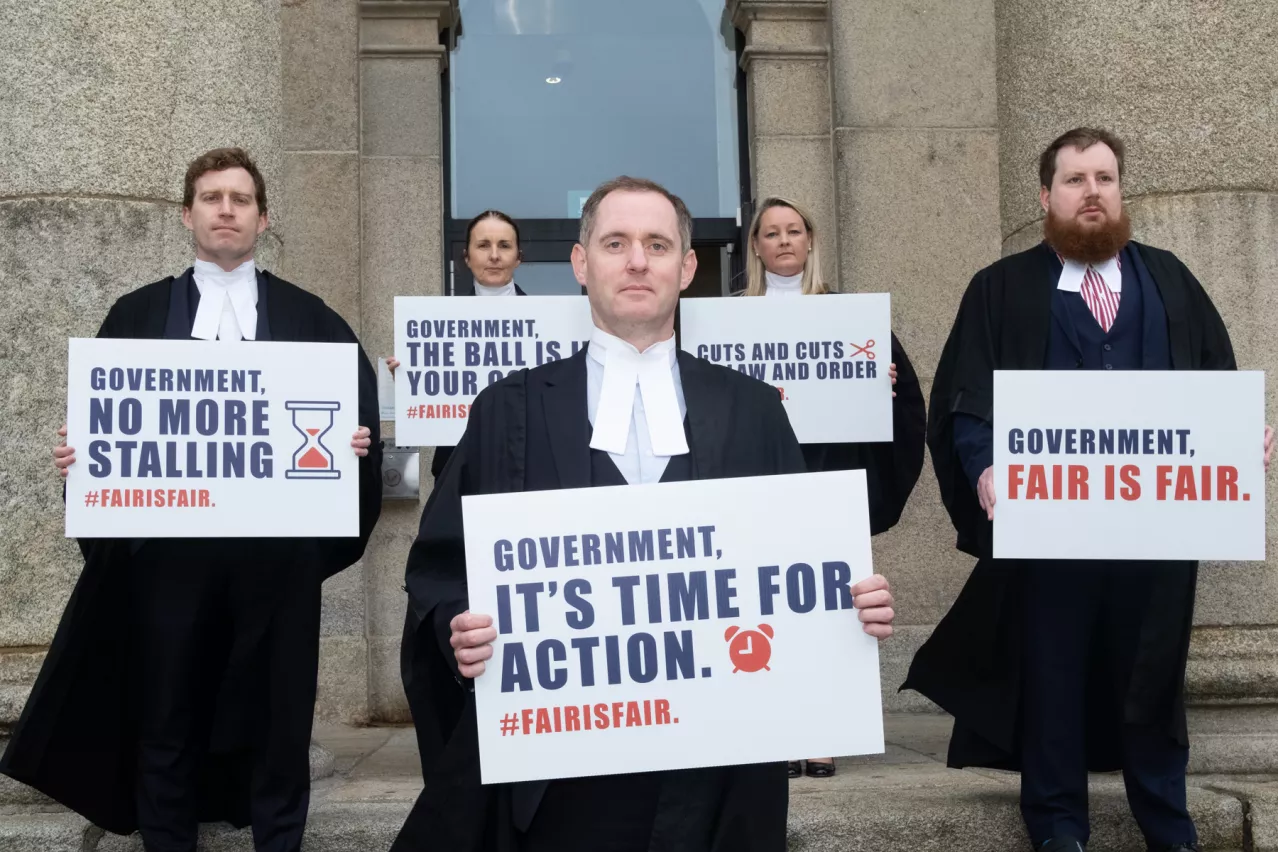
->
[1,781,1266,851]
[1,718,1275,851]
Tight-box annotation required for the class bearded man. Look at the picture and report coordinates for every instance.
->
[903,127,1273,852]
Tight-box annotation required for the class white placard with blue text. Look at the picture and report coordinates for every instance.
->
[394,296,594,447]
[679,294,893,443]
[65,338,359,539]
[463,470,884,784]
[993,370,1265,561]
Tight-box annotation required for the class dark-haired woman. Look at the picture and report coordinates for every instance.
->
[389,209,526,477]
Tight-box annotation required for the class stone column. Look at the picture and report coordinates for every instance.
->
[0,0,282,728]
[730,0,839,285]
[358,0,452,721]
[825,0,1003,709]
[281,0,367,724]
[997,0,1278,768]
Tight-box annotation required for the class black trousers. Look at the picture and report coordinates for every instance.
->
[1020,561,1195,850]
[128,546,322,852]
[518,772,662,852]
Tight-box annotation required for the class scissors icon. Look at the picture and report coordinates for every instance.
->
[849,339,876,359]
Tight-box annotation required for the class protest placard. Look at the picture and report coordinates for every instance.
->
[993,371,1266,560]
[679,294,893,443]
[65,338,359,539]
[393,296,594,447]
[463,470,884,784]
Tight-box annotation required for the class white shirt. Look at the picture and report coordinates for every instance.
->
[586,328,688,485]
[191,259,258,342]
[1056,255,1122,294]
[475,280,516,297]
[764,270,804,296]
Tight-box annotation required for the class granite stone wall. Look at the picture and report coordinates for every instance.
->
[0,0,282,726]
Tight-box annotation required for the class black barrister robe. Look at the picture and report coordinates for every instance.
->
[0,269,383,834]
[900,241,1236,771]
[801,332,926,535]
[394,348,807,852]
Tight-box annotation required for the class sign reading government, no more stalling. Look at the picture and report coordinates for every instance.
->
[394,296,594,447]
[65,338,359,538]
[463,470,884,785]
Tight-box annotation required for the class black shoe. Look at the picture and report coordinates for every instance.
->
[1161,846,1200,852]
[786,761,801,779]
[1038,839,1086,852]
[804,760,836,778]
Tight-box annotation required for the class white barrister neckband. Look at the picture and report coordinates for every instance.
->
[1056,254,1122,294]
[474,280,516,297]
[191,258,258,342]
[764,270,804,296]
[586,327,689,457]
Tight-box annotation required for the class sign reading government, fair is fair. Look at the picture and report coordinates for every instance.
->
[394,296,594,448]
[65,338,359,539]
[679,294,893,443]
[463,470,884,785]
[993,371,1266,561]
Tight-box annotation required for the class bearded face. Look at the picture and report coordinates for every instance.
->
[1043,201,1132,265]
[1040,143,1131,264]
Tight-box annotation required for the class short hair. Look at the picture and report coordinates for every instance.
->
[183,147,268,213]
[1039,127,1125,189]
[465,209,521,251]
[579,176,693,255]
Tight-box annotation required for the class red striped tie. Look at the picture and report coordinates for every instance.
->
[1080,264,1120,332]
[1058,253,1122,332]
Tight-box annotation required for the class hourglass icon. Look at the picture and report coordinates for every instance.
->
[284,401,342,480]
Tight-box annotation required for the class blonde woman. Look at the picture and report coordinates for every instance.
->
[745,197,927,779]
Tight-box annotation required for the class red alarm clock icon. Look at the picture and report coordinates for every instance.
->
[724,624,775,673]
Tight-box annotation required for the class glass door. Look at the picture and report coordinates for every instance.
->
[442,0,749,300]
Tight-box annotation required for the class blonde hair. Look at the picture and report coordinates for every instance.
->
[744,197,828,297]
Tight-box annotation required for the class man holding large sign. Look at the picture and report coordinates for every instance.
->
[1,148,383,852]
[905,128,1273,852]
[395,177,895,852]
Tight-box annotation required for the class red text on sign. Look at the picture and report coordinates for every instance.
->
[1007,464,1090,500]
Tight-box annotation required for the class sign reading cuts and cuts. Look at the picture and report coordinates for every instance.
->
[679,294,893,443]
[393,296,594,447]
[462,470,884,785]
[65,338,359,538]
[993,370,1266,561]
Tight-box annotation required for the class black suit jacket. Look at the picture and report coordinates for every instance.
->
[429,283,527,478]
